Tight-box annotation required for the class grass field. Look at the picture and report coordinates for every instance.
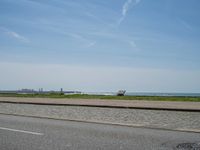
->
[0,93,200,102]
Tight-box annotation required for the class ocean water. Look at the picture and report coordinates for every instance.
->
[85,92,200,97]
[126,92,200,97]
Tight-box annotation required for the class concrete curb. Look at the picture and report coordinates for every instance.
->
[1,112,200,134]
[0,101,200,112]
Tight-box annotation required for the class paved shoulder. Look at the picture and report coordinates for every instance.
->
[1,114,200,150]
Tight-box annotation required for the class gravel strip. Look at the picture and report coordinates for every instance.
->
[0,103,200,132]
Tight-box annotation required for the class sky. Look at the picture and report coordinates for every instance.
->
[0,0,200,92]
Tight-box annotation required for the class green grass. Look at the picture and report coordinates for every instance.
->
[0,93,200,102]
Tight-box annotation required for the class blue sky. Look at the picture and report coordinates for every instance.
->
[0,0,200,92]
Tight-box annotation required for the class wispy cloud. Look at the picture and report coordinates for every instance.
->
[68,33,96,48]
[6,31,29,42]
[0,27,29,43]
[89,30,140,50]
[128,40,141,52]
[85,41,96,48]
[118,0,141,25]
[129,41,137,48]
[85,12,115,28]
[122,0,132,16]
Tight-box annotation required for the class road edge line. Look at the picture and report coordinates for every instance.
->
[0,112,200,134]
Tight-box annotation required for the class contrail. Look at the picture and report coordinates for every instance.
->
[118,0,141,25]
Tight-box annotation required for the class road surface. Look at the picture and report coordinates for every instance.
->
[0,114,200,150]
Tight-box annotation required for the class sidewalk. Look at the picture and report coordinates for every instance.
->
[0,97,200,111]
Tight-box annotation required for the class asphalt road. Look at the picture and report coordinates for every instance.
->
[0,114,200,150]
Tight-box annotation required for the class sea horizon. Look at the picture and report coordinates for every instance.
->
[85,92,200,97]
